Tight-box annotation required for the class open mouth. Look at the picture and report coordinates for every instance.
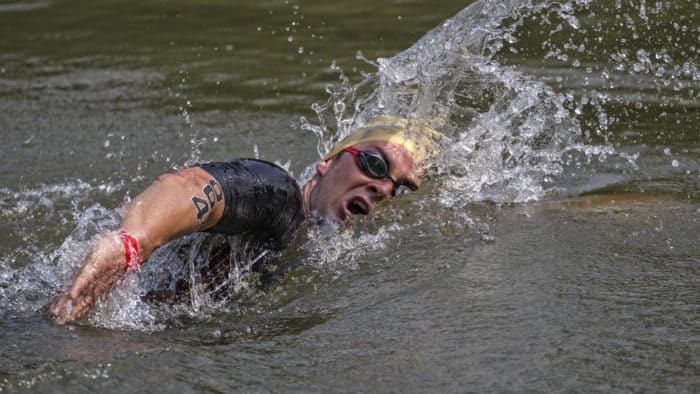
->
[347,198,369,215]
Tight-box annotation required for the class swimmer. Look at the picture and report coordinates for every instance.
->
[51,115,443,324]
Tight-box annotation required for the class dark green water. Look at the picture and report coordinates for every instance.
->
[1,0,698,392]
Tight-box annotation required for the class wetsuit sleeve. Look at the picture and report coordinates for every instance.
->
[196,159,304,248]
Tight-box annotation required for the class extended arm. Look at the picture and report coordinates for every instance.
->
[51,166,225,324]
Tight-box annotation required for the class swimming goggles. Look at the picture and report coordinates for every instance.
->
[343,147,414,196]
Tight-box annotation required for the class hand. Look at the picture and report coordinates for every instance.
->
[51,232,125,324]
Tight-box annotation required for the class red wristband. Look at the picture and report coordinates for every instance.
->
[118,230,141,271]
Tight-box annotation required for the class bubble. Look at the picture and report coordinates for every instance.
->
[671,160,680,167]
[565,15,580,29]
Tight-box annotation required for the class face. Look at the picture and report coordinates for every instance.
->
[305,140,420,223]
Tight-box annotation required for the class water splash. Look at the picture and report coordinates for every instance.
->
[172,69,207,169]
[303,0,697,205]
[0,180,127,270]
[0,201,121,318]
[298,219,404,279]
[74,229,294,330]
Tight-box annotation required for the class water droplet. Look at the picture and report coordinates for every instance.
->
[671,160,679,167]
[287,36,293,42]
[566,15,580,29]
[298,46,304,54]
[636,48,649,62]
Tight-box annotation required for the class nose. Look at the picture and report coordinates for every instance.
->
[368,179,395,200]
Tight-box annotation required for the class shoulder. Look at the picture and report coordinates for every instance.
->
[197,158,305,244]
[198,159,292,180]
[237,159,297,183]
[197,158,301,206]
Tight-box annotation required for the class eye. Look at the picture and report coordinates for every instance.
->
[363,154,388,178]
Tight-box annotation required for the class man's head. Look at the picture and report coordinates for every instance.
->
[302,115,442,222]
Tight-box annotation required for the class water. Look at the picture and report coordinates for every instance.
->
[1,0,698,391]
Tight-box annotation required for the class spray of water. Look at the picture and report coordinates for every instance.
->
[0,196,122,318]
[303,0,696,207]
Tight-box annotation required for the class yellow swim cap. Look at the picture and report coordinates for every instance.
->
[323,115,443,166]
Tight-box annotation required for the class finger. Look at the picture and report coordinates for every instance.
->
[52,273,97,324]
[53,288,97,324]
[51,293,66,316]
[60,270,119,324]
[52,295,75,324]
[65,293,95,323]
[51,296,69,321]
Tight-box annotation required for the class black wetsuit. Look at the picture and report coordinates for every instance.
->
[143,159,306,304]
[199,159,305,246]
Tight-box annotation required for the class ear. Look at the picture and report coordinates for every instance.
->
[315,158,332,177]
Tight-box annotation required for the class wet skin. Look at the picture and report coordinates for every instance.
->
[302,141,419,223]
